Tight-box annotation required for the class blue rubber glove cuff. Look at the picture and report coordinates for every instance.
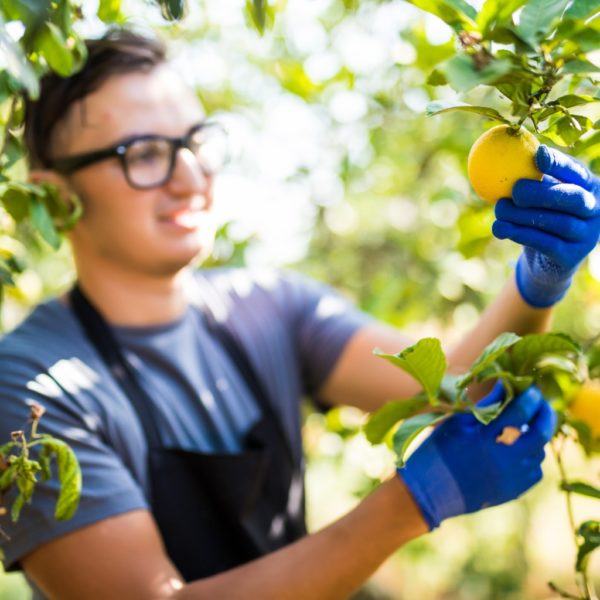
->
[515,249,575,309]
[397,442,466,531]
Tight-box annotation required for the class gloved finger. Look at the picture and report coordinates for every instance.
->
[536,145,597,193]
[492,385,545,432]
[509,401,557,456]
[495,199,588,242]
[492,220,567,262]
[512,179,598,219]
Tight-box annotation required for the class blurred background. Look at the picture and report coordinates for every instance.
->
[0,0,599,597]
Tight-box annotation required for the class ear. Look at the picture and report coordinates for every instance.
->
[28,168,69,192]
[28,168,80,207]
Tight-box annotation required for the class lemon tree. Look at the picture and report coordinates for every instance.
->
[412,0,599,203]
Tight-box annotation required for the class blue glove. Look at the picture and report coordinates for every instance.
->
[397,383,556,530]
[493,145,600,308]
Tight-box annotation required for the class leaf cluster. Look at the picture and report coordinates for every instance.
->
[0,404,81,526]
[408,0,600,149]
[365,331,585,465]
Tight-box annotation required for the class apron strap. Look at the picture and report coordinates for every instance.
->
[70,284,163,448]
[69,280,296,464]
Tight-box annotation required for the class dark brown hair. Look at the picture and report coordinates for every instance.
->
[24,27,168,169]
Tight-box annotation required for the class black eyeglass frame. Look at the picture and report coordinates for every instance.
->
[47,121,226,190]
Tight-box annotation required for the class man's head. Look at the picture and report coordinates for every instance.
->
[24,28,217,278]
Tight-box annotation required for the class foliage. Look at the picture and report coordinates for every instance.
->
[413,0,600,148]
[0,402,81,536]
[366,331,599,598]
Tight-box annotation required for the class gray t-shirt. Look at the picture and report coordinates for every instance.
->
[0,267,373,581]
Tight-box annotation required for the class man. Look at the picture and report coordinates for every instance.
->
[0,26,598,599]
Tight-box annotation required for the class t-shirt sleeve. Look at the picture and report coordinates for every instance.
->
[271,269,376,395]
[0,355,148,571]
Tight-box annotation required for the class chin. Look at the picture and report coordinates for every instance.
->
[155,238,215,275]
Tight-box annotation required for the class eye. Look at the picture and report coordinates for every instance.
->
[127,140,170,163]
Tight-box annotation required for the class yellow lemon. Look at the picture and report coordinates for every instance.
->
[467,125,542,204]
[569,381,600,438]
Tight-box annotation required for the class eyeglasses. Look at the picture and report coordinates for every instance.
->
[48,121,229,190]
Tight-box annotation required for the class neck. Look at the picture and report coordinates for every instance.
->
[68,258,195,327]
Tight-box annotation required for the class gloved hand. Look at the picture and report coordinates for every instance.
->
[493,145,600,308]
[397,383,556,530]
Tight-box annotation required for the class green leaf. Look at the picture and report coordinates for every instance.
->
[404,0,477,32]
[476,0,528,35]
[588,344,600,379]
[38,445,52,481]
[439,55,515,93]
[374,338,447,404]
[29,197,61,249]
[1,185,30,222]
[471,401,503,424]
[37,435,81,521]
[11,492,24,522]
[477,368,534,394]
[547,115,589,146]
[0,462,17,490]
[159,0,187,20]
[458,332,521,388]
[246,0,273,34]
[517,0,570,46]
[568,418,594,455]
[576,520,600,572]
[426,69,448,86]
[440,373,465,403]
[426,100,509,123]
[97,0,124,23]
[0,263,15,286]
[565,0,600,19]
[511,333,581,375]
[562,59,600,75]
[364,395,429,444]
[535,355,581,378]
[552,94,598,108]
[560,481,600,499]
[393,412,447,467]
[36,22,74,77]
[0,440,17,457]
[0,14,39,99]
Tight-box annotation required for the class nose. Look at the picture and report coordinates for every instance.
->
[167,147,212,207]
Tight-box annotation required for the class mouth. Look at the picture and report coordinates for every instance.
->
[158,207,205,231]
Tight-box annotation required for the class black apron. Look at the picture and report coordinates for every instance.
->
[69,283,307,581]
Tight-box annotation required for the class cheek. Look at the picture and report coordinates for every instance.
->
[75,168,158,239]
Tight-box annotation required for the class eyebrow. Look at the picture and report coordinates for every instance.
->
[111,120,206,147]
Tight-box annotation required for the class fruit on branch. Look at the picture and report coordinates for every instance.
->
[467,125,543,205]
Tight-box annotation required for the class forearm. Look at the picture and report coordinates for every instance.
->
[175,477,427,600]
[447,273,553,398]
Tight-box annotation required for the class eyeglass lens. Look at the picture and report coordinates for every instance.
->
[124,125,228,188]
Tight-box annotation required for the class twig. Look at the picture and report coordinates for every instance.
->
[551,436,596,600]
[548,580,584,599]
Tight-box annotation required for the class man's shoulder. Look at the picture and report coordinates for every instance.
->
[0,297,89,374]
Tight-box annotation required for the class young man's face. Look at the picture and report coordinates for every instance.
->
[43,64,215,276]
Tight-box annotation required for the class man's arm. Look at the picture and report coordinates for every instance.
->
[320,145,600,412]
[23,477,427,600]
[318,275,552,411]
